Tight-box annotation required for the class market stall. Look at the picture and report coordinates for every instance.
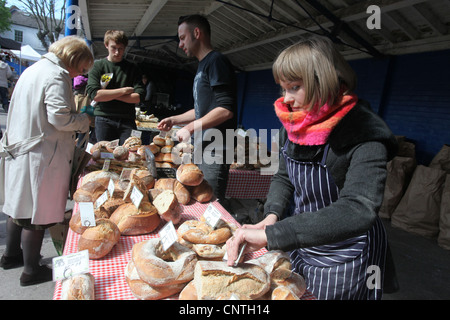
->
[52,134,314,300]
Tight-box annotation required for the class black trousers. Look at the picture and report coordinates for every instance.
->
[95,116,136,145]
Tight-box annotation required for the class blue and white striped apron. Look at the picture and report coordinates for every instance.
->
[282,142,387,300]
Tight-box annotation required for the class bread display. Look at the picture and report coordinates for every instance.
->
[109,202,161,236]
[61,273,95,300]
[131,238,197,287]
[193,260,271,300]
[176,164,204,186]
[77,218,120,259]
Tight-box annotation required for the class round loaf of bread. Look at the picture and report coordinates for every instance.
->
[154,178,190,205]
[176,164,203,186]
[113,146,129,160]
[77,218,120,259]
[123,136,142,152]
[73,180,108,203]
[189,180,213,203]
[152,190,181,224]
[194,260,270,300]
[148,143,161,154]
[61,272,95,300]
[69,206,111,235]
[90,140,109,153]
[125,260,186,300]
[109,202,160,236]
[132,238,197,287]
[181,220,232,245]
[153,135,166,146]
[271,271,306,300]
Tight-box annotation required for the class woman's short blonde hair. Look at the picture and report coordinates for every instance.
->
[272,36,357,109]
[49,36,94,72]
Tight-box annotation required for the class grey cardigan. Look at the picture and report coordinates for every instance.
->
[264,100,398,252]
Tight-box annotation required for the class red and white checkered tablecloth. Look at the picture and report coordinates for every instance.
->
[225,169,273,199]
[53,199,315,300]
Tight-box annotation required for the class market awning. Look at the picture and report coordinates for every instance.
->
[0,36,21,50]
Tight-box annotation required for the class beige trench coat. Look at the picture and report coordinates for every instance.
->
[0,53,90,225]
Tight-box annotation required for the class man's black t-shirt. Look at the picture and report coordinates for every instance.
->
[193,50,237,136]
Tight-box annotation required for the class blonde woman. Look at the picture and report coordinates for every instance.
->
[0,36,93,286]
[226,37,398,300]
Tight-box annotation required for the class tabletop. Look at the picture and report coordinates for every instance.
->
[53,196,315,300]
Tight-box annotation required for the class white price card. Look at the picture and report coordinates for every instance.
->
[108,178,115,198]
[95,190,109,209]
[78,202,96,227]
[159,221,177,251]
[52,250,90,281]
[130,186,143,209]
[131,130,142,138]
[203,203,222,229]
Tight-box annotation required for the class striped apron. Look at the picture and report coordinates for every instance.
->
[282,142,387,300]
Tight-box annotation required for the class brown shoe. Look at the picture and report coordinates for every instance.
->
[20,265,53,287]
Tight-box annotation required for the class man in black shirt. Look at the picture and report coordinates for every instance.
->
[158,14,237,211]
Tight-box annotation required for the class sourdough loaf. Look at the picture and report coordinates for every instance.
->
[109,202,160,236]
[125,260,186,300]
[152,190,181,224]
[77,218,120,259]
[189,180,214,203]
[154,178,190,205]
[176,164,203,186]
[61,273,95,300]
[131,238,197,287]
[193,260,270,300]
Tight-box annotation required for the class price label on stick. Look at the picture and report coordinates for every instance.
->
[52,250,90,281]
[159,221,177,251]
[95,190,108,209]
[203,203,222,229]
[130,186,144,209]
[79,202,96,227]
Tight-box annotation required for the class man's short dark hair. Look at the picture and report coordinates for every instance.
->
[178,14,211,38]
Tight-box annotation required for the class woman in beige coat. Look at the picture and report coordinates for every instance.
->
[0,36,94,286]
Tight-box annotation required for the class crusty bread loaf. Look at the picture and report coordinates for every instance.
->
[181,220,232,245]
[152,190,181,224]
[270,271,306,300]
[77,218,120,259]
[101,198,126,216]
[123,174,150,203]
[109,202,160,236]
[153,135,166,146]
[178,280,197,300]
[125,260,186,300]
[132,238,197,287]
[194,260,270,300]
[155,152,173,163]
[176,163,203,186]
[247,250,292,276]
[90,141,109,153]
[69,207,110,234]
[154,178,190,205]
[192,243,226,260]
[160,145,173,154]
[81,170,120,186]
[148,143,161,154]
[61,273,95,300]
[73,180,108,203]
[189,180,214,203]
[123,136,142,152]
[131,168,155,190]
[113,145,129,160]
